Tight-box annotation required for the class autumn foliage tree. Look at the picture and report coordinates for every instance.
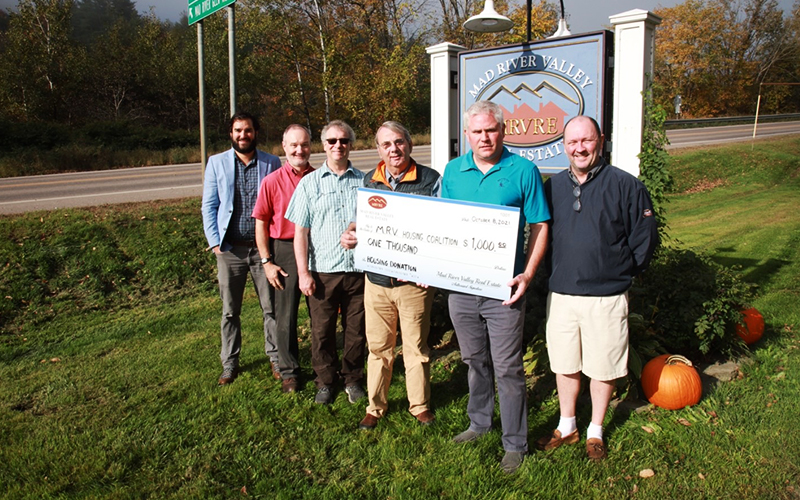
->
[653,0,799,117]
[0,0,797,170]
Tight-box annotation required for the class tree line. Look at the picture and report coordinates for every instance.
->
[0,0,797,155]
[653,0,800,118]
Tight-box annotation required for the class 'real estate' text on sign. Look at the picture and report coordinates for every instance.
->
[459,32,613,175]
[353,189,520,301]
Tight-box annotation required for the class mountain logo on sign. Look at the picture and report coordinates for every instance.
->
[478,71,584,148]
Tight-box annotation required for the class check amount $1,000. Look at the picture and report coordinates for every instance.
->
[463,237,506,252]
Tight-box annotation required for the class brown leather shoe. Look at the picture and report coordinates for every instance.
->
[536,429,579,451]
[586,438,607,460]
[358,413,379,430]
[270,360,281,380]
[218,367,238,385]
[414,410,435,426]
[281,378,298,393]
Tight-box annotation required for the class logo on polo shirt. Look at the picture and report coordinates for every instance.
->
[368,196,387,209]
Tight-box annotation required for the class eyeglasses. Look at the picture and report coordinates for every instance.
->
[380,139,406,150]
[326,137,350,145]
[572,185,582,212]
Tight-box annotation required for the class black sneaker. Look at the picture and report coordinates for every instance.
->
[314,386,333,405]
[344,384,366,404]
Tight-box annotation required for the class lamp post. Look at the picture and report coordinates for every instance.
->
[464,0,569,41]
[463,0,514,33]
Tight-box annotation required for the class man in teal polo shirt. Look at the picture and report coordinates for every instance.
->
[442,100,550,473]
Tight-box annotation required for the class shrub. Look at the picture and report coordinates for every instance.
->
[80,121,197,150]
[630,247,755,357]
[0,119,73,152]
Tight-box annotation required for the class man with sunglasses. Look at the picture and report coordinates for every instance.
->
[285,120,367,405]
[442,101,550,474]
[202,111,282,386]
[339,121,441,430]
[539,115,658,460]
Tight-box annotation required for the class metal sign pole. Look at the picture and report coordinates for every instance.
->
[198,20,207,175]
[752,83,761,150]
[228,5,236,117]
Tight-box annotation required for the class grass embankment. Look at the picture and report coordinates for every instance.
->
[1,136,799,498]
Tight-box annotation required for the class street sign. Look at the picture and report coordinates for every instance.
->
[188,0,236,25]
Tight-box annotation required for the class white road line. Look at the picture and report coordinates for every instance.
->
[0,185,203,206]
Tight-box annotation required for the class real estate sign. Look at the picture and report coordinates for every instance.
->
[459,32,613,174]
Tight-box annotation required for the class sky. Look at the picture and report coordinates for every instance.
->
[0,0,795,34]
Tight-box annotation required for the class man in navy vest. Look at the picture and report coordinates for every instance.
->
[340,121,441,430]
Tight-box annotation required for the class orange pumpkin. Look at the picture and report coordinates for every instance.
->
[641,354,702,410]
[735,307,764,345]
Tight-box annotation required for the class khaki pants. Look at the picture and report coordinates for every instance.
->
[364,279,435,417]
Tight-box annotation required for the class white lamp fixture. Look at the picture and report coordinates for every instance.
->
[463,0,514,33]
[548,0,571,38]
[550,18,571,38]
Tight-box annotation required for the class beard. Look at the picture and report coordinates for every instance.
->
[231,138,257,155]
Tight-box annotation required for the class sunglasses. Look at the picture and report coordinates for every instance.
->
[572,185,582,212]
[326,137,350,145]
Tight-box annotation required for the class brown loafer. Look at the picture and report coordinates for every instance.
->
[414,410,435,426]
[358,413,380,430]
[536,429,579,451]
[586,438,607,460]
[281,377,298,393]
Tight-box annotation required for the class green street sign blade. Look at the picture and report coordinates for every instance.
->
[188,0,236,25]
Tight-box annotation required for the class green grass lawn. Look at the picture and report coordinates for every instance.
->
[1,136,799,499]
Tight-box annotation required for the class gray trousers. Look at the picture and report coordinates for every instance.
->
[448,292,528,453]
[272,239,301,379]
[216,244,277,369]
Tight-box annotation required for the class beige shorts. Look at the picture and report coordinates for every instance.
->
[545,291,629,381]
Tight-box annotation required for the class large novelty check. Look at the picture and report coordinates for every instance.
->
[354,188,520,300]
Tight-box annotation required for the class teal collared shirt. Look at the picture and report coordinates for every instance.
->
[442,147,550,275]
[285,161,365,273]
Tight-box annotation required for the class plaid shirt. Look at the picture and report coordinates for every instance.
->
[227,155,260,242]
[285,161,364,273]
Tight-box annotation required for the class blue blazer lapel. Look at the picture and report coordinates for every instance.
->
[221,149,237,203]
[257,153,268,180]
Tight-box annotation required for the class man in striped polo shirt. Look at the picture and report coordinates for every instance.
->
[285,120,367,405]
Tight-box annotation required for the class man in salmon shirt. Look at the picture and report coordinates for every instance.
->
[252,124,315,393]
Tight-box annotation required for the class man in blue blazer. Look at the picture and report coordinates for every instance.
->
[202,111,282,385]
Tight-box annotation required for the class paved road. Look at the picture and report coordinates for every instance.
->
[664,121,800,149]
[1,121,798,215]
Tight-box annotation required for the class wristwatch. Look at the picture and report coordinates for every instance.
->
[260,256,271,265]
